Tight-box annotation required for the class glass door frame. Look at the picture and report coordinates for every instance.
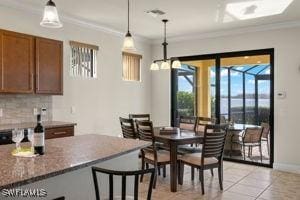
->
[171,48,274,168]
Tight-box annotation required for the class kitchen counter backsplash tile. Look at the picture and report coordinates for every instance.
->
[0,95,52,124]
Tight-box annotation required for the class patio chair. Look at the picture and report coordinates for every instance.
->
[261,122,270,156]
[231,127,264,162]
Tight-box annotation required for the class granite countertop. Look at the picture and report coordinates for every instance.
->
[0,121,77,132]
[0,134,150,189]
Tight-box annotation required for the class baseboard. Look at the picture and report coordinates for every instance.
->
[273,162,300,174]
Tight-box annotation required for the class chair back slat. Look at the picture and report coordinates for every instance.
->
[179,116,197,131]
[134,175,139,200]
[119,117,136,139]
[109,174,113,200]
[243,127,263,143]
[202,124,227,162]
[121,176,126,200]
[92,167,155,200]
[129,114,151,121]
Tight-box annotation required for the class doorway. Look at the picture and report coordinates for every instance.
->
[171,49,274,167]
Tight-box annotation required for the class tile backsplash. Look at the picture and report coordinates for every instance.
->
[0,95,52,124]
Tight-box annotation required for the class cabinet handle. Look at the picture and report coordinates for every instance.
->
[53,131,67,135]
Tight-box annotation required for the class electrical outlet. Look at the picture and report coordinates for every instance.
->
[71,106,76,114]
[0,108,3,117]
[33,108,39,116]
[41,108,47,115]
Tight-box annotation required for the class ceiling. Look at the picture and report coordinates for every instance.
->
[5,0,300,40]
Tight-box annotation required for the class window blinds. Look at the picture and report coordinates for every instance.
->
[70,41,98,78]
[122,52,142,81]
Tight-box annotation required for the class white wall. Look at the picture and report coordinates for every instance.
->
[151,27,300,172]
[0,6,152,136]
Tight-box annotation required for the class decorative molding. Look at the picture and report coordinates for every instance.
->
[273,162,300,174]
[151,20,300,44]
[0,0,151,44]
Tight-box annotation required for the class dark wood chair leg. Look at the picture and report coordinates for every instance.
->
[218,163,223,190]
[267,138,270,156]
[158,167,161,176]
[163,165,166,178]
[191,166,194,181]
[153,164,157,189]
[199,169,205,195]
[243,145,246,160]
[146,163,149,169]
[248,146,251,157]
[210,168,214,176]
[140,157,145,182]
[259,144,263,162]
[179,162,184,185]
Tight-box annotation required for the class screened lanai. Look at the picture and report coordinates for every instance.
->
[220,64,271,125]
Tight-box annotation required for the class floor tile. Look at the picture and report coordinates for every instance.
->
[214,191,255,200]
[258,189,300,200]
[227,184,265,197]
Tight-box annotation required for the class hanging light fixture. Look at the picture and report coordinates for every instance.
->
[40,0,63,28]
[150,19,181,70]
[122,0,136,52]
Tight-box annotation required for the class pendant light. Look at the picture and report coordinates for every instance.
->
[150,19,181,70]
[40,0,63,28]
[122,0,136,52]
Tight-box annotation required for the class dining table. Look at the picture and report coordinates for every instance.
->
[153,127,204,192]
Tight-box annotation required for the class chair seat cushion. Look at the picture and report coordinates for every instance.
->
[145,150,170,163]
[179,153,218,166]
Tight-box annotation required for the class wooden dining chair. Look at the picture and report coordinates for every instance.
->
[136,120,170,188]
[119,117,136,139]
[261,122,270,156]
[178,124,227,195]
[178,116,197,131]
[231,127,264,162]
[92,166,155,200]
[195,116,212,132]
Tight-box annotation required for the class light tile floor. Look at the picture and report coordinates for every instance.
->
[139,161,300,200]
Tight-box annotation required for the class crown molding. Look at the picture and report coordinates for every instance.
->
[0,0,151,44]
[2,0,300,45]
[151,20,300,44]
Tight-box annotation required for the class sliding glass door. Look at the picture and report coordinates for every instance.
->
[171,49,274,167]
[172,59,216,126]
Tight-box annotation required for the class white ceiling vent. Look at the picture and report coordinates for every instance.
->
[146,9,166,18]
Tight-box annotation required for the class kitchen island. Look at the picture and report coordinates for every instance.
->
[0,134,149,199]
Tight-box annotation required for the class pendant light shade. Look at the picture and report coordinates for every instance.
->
[150,62,160,71]
[161,61,171,70]
[123,32,135,51]
[40,0,62,28]
[123,0,136,52]
[172,59,182,69]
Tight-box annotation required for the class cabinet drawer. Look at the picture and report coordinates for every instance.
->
[45,126,74,139]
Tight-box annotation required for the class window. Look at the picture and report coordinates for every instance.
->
[122,52,142,81]
[70,41,98,78]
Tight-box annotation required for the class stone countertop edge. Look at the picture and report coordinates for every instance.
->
[0,142,149,190]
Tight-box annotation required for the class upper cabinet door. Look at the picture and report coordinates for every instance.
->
[36,37,63,95]
[1,30,34,93]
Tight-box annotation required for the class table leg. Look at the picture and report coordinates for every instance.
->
[170,141,177,192]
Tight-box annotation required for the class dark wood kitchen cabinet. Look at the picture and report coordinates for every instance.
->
[0,29,63,95]
[36,37,63,95]
[0,30,34,93]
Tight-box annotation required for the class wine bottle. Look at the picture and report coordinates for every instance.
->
[34,114,45,155]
